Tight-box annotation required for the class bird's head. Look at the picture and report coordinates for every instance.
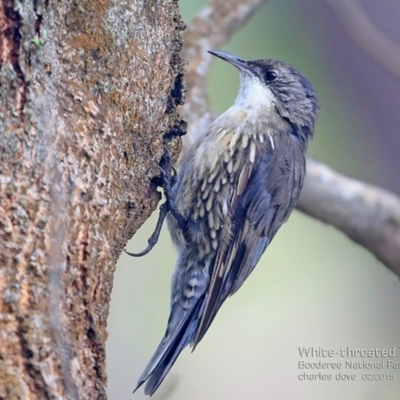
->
[209,50,319,145]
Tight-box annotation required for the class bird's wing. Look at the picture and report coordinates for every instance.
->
[193,134,305,346]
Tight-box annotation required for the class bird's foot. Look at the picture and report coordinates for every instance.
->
[124,147,187,257]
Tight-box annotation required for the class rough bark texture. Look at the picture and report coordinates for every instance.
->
[0,0,185,399]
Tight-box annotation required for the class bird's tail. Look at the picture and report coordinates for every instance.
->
[134,298,203,396]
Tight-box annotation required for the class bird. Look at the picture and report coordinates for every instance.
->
[134,50,319,396]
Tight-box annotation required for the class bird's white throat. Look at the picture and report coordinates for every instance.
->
[218,74,277,128]
[234,74,276,111]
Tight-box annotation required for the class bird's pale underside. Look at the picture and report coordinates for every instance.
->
[135,50,319,395]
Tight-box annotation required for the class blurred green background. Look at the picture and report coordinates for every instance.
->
[107,1,400,399]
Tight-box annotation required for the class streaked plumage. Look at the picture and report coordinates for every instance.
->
[135,50,319,395]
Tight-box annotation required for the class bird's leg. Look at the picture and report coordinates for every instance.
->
[124,201,170,257]
[124,147,187,257]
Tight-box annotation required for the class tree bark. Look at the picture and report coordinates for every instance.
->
[0,0,185,398]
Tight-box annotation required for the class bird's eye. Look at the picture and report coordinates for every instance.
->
[264,70,277,83]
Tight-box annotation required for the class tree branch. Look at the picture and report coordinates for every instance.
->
[324,0,400,82]
[298,158,400,276]
[181,0,400,274]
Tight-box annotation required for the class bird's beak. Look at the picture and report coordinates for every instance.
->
[208,50,252,74]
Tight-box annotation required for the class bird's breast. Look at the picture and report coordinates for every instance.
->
[169,123,276,254]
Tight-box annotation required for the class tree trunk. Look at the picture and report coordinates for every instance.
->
[0,0,185,398]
